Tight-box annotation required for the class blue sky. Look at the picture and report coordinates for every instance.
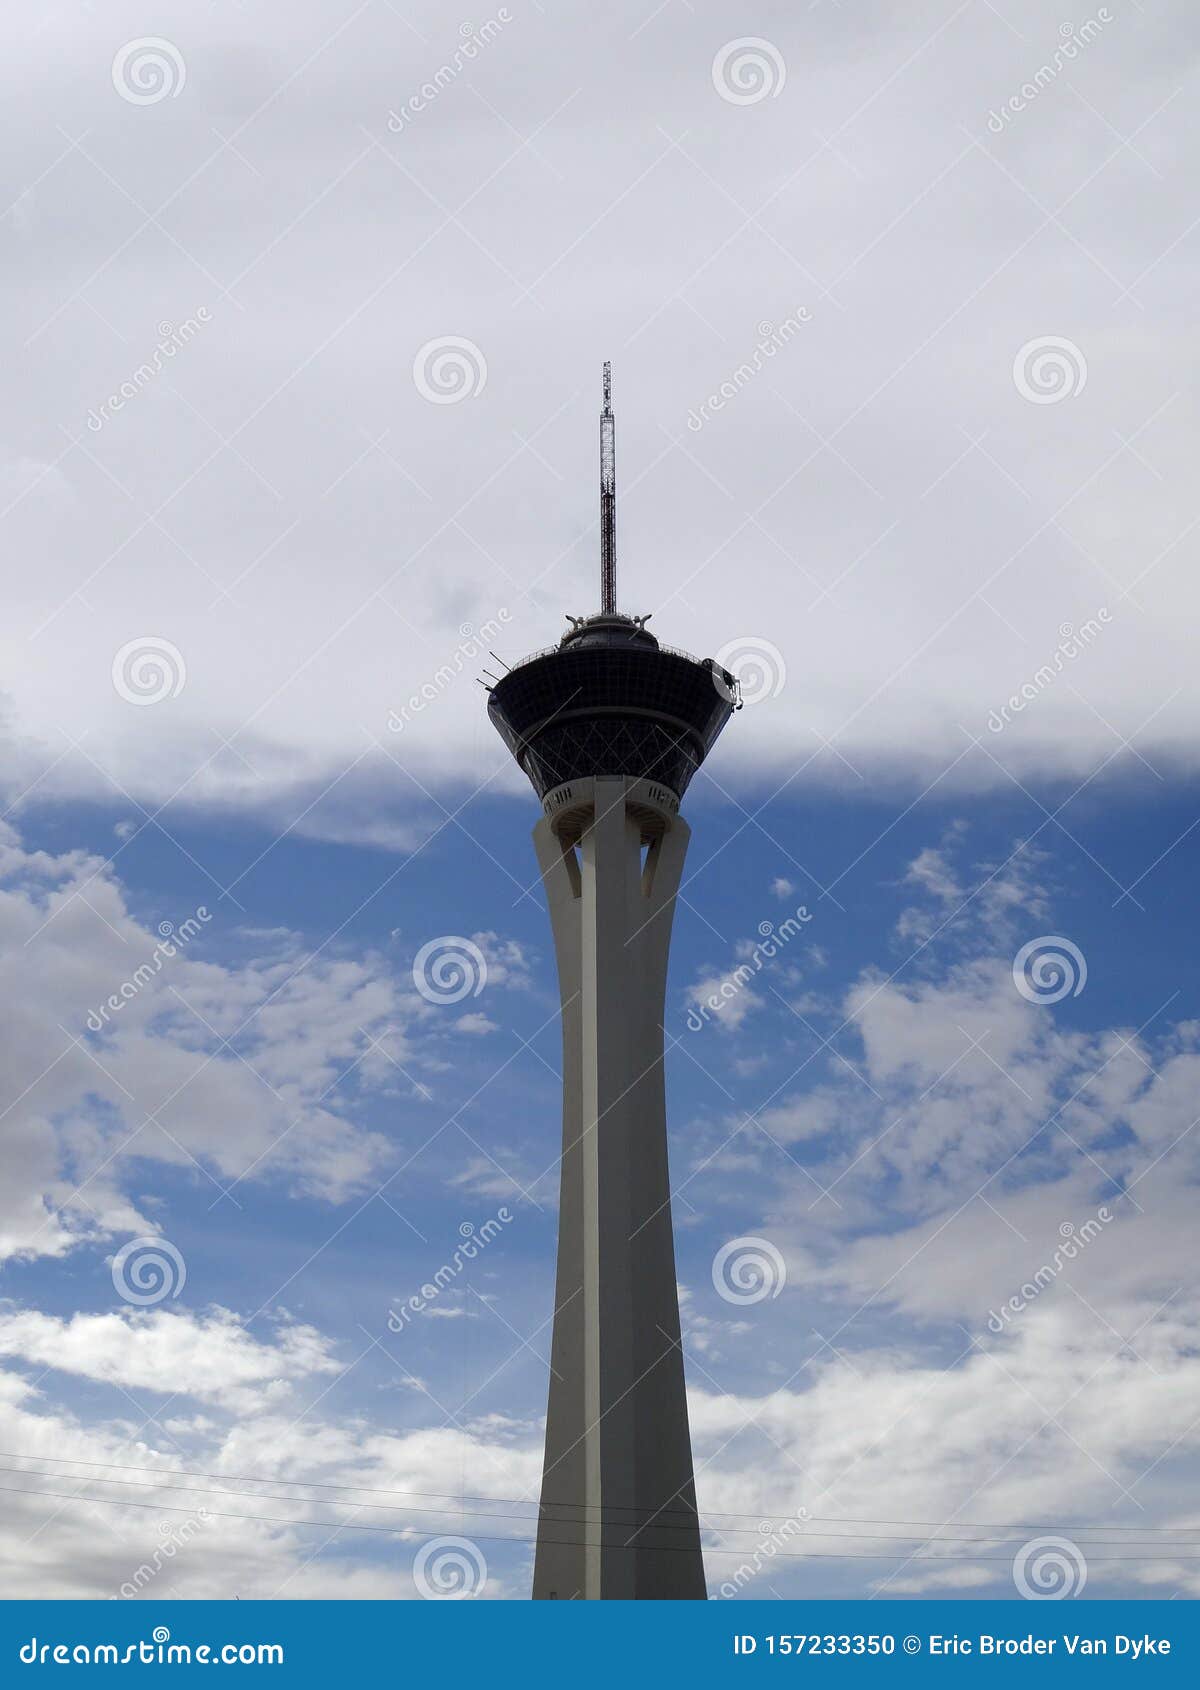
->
[3,0,1200,1606]
[3,752,1199,1599]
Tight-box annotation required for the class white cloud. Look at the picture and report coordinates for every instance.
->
[468,934,534,992]
[687,970,760,1031]
[0,1308,339,1413]
[672,835,1200,1595]
[454,1012,499,1035]
[449,1154,542,1205]
[1,1,1198,833]
[0,1366,540,1598]
[4,812,1199,1598]
[687,1302,1200,1598]
[0,820,533,1262]
[904,844,964,906]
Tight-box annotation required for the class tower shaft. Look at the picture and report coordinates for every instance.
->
[531,776,705,1600]
[486,365,737,1601]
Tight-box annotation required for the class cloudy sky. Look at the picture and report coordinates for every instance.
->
[2,0,1200,1602]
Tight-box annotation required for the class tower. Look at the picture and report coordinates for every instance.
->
[486,367,736,1600]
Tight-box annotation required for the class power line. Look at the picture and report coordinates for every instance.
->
[0,1460,718,1536]
[0,1448,1191,1539]
[3,1480,1200,1563]
[1,1459,1197,1547]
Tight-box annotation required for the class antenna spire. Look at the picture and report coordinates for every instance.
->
[600,361,616,614]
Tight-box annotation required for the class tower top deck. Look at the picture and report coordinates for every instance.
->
[486,366,738,802]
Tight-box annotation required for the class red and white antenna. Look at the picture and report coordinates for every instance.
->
[600,361,616,614]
